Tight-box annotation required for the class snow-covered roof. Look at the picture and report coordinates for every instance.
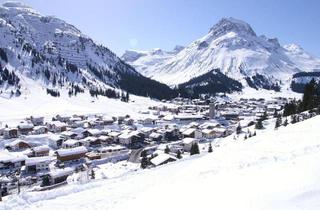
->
[32,145,49,153]
[0,151,27,163]
[98,145,126,152]
[86,129,103,136]
[18,121,34,129]
[150,154,177,166]
[49,167,74,178]
[62,139,79,146]
[108,131,121,137]
[202,129,215,135]
[5,139,29,148]
[182,128,197,136]
[150,132,162,139]
[25,156,52,166]
[56,146,87,157]
[182,137,198,145]
[48,121,67,127]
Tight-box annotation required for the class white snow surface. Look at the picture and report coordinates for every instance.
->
[2,115,320,210]
[122,18,320,87]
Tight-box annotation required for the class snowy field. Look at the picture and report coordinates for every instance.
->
[2,115,320,210]
[0,78,167,125]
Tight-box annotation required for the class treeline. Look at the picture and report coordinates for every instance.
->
[283,79,320,116]
[176,69,243,99]
[0,48,8,62]
[46,88,60,97]
[68,84,84,97]
[0,65,20,86]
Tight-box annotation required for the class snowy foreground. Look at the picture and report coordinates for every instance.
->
[2,115,320,209]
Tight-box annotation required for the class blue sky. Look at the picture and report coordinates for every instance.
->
[1,0,320,57]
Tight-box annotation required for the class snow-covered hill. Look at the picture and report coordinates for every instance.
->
[0,2,174,100]
[122,18,320,91]
[2,115,320,210]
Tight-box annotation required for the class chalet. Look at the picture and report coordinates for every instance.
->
[221,111,239,120]
[213,127,227,138]
[163,127,180,141]
[117,116,126,124]
[82,129,103,137]
[55,146,87,162]
[0,151,26,170]
[17,121,34,135]
[123,118,134,126]
[102,116,114,125]
[140,127,155,137]
[25,156,52,173]
[108,131,121,142]
[31,145,50,157]
[46,121,68,133]
[82,136,101,147]
[48,167,74,185]
[182,128,202,139]
[3,128,18,139]
[98,145,129,159]
[60,131,77,139]
[150,154,177,166]
[138,117,157,125]
[54,114,71,123]
[48,134,64,149]
[85,152,101,160]
[181,138,199,152]
[201,129,215,139]
[5,140,31,151]
[30,116,44,126]
[98,135,113,145]
[119,130,144,148]
[62,139,81,149]
[149,132,163,142]
[33,126,48,134]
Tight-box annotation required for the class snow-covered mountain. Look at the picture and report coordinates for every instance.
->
[0,2,174,99]
[122,18,320,91]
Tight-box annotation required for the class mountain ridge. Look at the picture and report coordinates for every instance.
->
[0,2,175,100]
[122,17,320,91]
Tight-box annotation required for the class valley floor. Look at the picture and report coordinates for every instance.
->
[2,115,320,210]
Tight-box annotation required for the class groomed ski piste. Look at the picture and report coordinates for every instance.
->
[1,112,320,210]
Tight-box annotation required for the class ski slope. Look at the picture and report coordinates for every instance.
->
[2,115,320,210]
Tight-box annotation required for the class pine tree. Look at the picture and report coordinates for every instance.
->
[164,145,170,154]
[261,110,268,121]
[176,150,182,159]
[291,115,298,124]
[140,150,149,169]
[255,119,264,129]
[275,115,282,129]
[190,143,200,156]
[90,169,95,179]
[244,134,247,140]
[41,175,50,187]
[208,143,213,153]
[236,123,242,134]
[283,118,288,127]
[253,131,257,136]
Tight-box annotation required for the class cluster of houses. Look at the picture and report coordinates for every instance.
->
[0,96,288,194]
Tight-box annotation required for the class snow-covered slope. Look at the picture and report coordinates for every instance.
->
[123,18,320,90]
[3,115,320,210]
[0,2,174,99]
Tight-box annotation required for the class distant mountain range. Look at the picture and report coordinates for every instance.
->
[0,2,175,100]
[122,17,320,92]
[1,2,319,100]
